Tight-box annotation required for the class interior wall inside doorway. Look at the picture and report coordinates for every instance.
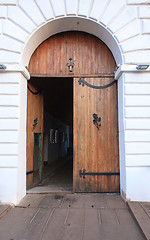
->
[43,112,70,164]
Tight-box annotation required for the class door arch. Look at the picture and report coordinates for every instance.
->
[27,31,119,192]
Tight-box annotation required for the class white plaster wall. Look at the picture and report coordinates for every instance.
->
[124,72,150,201]
[117,74,126,199]
[17,73,27,203]
[0,73,26,204]
[0,0,150,203]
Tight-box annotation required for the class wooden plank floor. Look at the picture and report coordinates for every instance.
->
[0,194,145,240]
[128,202,150,240]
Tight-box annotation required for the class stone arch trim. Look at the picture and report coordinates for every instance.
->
[1,0,149,66]
[21,16,123,67]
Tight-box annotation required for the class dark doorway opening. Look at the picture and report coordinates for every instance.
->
[29,77,73,192]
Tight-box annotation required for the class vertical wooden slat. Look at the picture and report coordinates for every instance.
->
[29,32,116,76]
[26,82,44,189]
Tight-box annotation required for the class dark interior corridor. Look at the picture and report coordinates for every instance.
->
[29,77,73,192]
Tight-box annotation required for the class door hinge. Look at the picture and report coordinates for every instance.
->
[78,77,117,89]
[79,169,120,179]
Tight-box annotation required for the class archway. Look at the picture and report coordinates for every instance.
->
[21,17,123,66]
[27,31,120,192]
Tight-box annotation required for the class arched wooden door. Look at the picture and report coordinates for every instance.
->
[28,31,119,192]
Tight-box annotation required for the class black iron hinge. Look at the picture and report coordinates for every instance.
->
[79,169,120,179]
[78,77,117,89]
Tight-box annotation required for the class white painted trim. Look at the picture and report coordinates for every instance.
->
[21,16,123,66]
[0,64,30,80]
[115,64,150,80]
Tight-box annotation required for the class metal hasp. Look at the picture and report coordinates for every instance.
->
[79,169,120,179]
[78,77,117,89]
[93,113,101,130]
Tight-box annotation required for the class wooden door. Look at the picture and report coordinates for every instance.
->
[26,82,44,189]
[28,31,119,192]
[73,77,119,192]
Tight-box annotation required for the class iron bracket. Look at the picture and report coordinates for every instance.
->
[78,77,117,89]
[79,169,120,179]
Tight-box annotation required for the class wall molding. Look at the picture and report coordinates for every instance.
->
[115,64,150,79]
[0,64,30,80]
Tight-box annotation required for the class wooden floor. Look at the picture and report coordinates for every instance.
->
[0,194,145,240]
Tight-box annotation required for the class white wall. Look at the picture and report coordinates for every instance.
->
[0,0,150,203]
[124,72,150,201]
[118,74,126,199]
[0,72,27,204]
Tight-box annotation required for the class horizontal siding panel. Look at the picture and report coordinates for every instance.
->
[125,119,150,129]
[125,73,150,83]
[125,107,150,118]
[0,0,17,5]
[126,155,150,167]
[0,35,23,53]
[0,50,20,63]
[0,119,19,130]
[0,143,18,155]
[125,130,150,141]
[0,95,19,106]
[0,168,18,203]
[126,167,150,202]
[0,155,18,167]
[122,35,150,52]
[0,73,21,83]
[0,107,19,118]
[126,142,150,154]
[0,131,18,142]
[0,84,19,94]
[142,19,150,34]
[124,50,150,64]
[125,95,150,106]
[125,84,150,95]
